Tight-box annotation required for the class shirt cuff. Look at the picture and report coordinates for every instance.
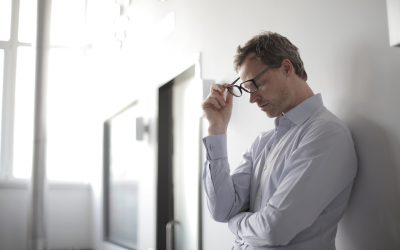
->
[202,134,228,160]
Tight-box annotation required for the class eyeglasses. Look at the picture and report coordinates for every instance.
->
[226,67,270,97]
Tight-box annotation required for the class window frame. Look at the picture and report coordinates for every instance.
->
[0,0,22,180]
[0,0,92,183]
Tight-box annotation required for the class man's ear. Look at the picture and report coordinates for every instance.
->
[281,59,294,76]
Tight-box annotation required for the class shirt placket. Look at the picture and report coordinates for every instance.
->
[254,117,293,211]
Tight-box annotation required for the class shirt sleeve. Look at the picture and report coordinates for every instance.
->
[228,122,358,247]
[202,134,254,222]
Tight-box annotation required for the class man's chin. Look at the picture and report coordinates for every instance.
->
[263,109,280,118]
[258,105,278,118]
[264,111,276,118]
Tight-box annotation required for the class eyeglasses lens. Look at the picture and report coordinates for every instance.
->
[241,80,257,93]
[228,85,242,97]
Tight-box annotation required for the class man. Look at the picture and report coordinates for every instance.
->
[201,32,357,250]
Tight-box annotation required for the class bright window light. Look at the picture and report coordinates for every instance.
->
[46,48,90,182]
[5,0,91,182]
[0,0,11,41]
[18,0,37,43]
[13,46,35,179]
[50,0,86,46]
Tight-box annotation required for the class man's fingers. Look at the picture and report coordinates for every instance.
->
[202,83,234,111]
[209,84,227,107]
[214,93,226,107]
[225,89,233,105]
[203,97,223,110]
[210,83,225,94]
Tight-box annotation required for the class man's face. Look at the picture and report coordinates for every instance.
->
[238,55,293,118]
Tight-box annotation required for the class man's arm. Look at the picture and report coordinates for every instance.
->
[202,83,253,221]
[228,123,358,247]
[202,134,255,222]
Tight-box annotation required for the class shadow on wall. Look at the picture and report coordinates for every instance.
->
[337,115,400,250]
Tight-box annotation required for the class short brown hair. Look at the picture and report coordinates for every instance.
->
[234,31,307,80]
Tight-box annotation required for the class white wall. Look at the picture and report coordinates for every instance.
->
[89,0,400,249]
[0,184,29,250]
[0,183,92,250]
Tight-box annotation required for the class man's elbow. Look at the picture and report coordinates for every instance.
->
[208,206,231,222]
[211,213,229,222]
[207,201,233,222]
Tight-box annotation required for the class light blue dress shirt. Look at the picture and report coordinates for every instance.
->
[202,94,357,250]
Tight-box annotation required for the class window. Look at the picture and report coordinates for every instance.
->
[18,0,37,43]
[1,0,92,182]
[104,102,140,249]
[46,48,90,182]
[50,0,87,46]
[0,0,37,180]
[45,0,91,182]
[0,0,12,41]
[0,0,36,180]
[12,47,35,179]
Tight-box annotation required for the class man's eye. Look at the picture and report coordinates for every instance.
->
[257,79,267,87]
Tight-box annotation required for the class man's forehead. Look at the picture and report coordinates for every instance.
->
[238,55,264,79]
[242,53,260,64]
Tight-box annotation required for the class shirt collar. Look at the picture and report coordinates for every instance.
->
[278,93,324,126]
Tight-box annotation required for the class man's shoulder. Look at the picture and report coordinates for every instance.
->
[303,107,353,139]
[317,107,349,128]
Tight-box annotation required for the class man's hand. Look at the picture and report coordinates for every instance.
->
[201,83,233,135]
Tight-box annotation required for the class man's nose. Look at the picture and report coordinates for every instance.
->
[249,91,259,103]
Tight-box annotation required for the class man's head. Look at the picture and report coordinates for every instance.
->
[234,32,307,80]
[233,32,313,118]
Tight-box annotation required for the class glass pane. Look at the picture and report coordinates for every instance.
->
[105,103,140,249]
[0,0,12,41]
[13,46,35,179]
[50,0,86,46]
[18,0,38,43]
[46,48,90,182]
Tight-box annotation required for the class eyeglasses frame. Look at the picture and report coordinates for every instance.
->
[226,66,271,97]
